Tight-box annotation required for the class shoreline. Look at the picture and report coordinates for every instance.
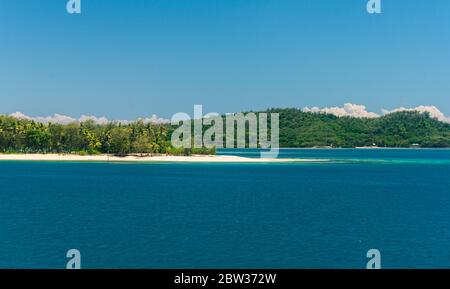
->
[220,147,450,150]
[0,153,326,163]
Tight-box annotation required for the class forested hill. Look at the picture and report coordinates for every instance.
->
[1,108,450,154]
[267,108,450,148]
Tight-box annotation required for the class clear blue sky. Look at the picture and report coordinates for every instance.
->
[1,0,449,119]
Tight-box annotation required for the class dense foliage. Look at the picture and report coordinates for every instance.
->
[269,108,450,148]
[1,109,449,155]
[0,117,215,155]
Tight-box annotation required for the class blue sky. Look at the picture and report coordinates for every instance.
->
[1,0,449,119]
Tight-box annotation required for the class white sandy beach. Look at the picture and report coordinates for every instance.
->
[0,154,325,163]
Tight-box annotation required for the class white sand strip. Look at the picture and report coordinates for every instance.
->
[0,154,327,163]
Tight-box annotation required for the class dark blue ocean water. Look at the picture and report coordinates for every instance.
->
[1,149,450,268]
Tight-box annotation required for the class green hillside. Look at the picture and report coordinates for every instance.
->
[268,108,450,148]
[1,109,450,155]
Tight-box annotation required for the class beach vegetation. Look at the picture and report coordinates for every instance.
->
[1,109,450,155]
[0,116,214,156]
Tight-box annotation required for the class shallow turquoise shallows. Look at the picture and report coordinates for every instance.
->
[1,149,450,268]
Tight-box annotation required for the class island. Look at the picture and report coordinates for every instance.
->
[1,109,449,161]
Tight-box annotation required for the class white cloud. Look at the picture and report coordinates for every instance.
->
[302,103,379,118]
[6,112,170,125]
[5,105,450,125]
[10,112,77,124]
[139,114,170,124]
[9,112,32,120]
[78,115,109,125]
[302,103,450,123]
[381,105,450,124]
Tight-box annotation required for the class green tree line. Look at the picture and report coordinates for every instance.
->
[1,109,450,154]
[269,108,450,148]
[0,116,215,155]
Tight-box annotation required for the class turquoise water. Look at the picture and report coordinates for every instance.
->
[218,148,450,165]
[0,149,449,268]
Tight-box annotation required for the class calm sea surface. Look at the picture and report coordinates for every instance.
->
[1,149,449,268]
